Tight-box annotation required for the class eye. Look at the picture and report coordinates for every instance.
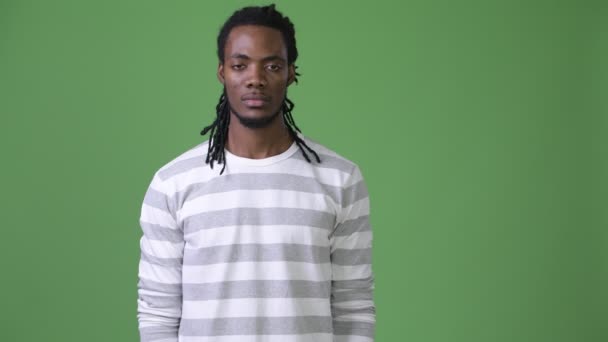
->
[231,64,245,71]
[266,64,282,72]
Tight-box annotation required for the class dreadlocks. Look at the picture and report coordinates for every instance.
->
[200,4,321,175]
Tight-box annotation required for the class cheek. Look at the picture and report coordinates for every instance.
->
[223,69,245,83]
[223,76,242,94]
[225,89,241,107]
[223,74,240,88]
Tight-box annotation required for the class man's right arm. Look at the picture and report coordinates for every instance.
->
[137,172,184,342]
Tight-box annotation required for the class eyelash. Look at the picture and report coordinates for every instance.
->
[231,64,282,72]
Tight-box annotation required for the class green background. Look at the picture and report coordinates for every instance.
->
[1,0,606,341]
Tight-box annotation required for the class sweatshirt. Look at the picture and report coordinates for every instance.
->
[137,131,376,342]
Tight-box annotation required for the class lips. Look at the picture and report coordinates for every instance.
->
[241,94,270,108]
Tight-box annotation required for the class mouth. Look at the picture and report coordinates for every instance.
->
[241,94,270,108]
[242,99,268,108]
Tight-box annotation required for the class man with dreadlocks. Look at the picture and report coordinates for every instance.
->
[137,4,376,342]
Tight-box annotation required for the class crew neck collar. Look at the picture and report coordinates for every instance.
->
[223,132,303,167]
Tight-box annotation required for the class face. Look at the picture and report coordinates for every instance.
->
[218,25,295,129]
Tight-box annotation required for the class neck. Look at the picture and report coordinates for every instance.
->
[225,112,294,159]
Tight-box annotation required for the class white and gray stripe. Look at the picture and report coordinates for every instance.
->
[137,133,375,342]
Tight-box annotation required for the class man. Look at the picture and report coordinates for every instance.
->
[137,4,376,342]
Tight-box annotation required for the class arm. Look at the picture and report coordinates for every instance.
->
[330,165,376,342]
[137,172,184,342]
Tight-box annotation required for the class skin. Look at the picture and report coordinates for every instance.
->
[218,25,296,159]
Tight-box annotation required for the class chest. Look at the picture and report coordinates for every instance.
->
[181,188,337,251]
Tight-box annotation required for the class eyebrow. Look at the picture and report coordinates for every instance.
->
[229,53,286,63]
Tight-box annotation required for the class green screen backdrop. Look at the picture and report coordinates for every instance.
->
[1,0,606,341]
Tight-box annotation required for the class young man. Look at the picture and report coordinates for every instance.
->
[137,4,376,342]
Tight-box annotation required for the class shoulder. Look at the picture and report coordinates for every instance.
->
[298,133,363,187]
[152,140,211,185]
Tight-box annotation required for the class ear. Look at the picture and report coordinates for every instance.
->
[287,64,296,86]
[217,63,225,84]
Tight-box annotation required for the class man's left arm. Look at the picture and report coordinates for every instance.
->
[330,165,376,342]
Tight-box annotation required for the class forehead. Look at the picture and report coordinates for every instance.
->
[224,25,287,60]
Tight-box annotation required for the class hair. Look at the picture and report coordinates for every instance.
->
[200,3,321,175]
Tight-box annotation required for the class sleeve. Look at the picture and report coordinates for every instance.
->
[329,165,377,342]
[137,172,184,342]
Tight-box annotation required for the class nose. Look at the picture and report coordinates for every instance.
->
[246,65,266,88]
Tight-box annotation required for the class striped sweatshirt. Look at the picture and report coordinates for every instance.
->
[137,131,376,342]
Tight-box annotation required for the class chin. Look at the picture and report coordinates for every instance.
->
[232,107,281,129]
[242,107,271,115]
